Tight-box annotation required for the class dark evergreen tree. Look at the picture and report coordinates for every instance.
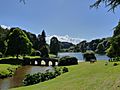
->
[38,30,49,57]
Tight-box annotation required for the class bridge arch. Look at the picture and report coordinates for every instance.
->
[41,60,46,66]
[23,58,58,66]
[48,61,53,66]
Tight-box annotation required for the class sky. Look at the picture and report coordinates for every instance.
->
[0,0,120,44]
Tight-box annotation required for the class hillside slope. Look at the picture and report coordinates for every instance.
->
[11,61,120,90]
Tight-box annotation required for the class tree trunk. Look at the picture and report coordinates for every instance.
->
[16,54,19,59]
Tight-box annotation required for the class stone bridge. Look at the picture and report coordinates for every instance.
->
[23,58,58,66]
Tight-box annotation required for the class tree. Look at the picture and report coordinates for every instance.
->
[106,35,120,58]
[6,28,32,59]
[0,40,6,55]
[40,45,49,58]
[95,43,105,54]
[91,0,120,11]
[38,30,49,57]
[50,37,60,56]
[38,30,46,48]
[106,21,120,58]
[113,21,120,37]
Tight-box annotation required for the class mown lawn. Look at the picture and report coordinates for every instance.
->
[11,61,120,90]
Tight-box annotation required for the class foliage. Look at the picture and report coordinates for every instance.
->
[23,30,39,50]
[38,30,46,47]
[83,50,97,61]
[0,26,9,41]
[90,0,120,11]
[54,67,61,76]
[106,22,120,58]
[59,42,74,50]
[73,38,111,54]
[76,40,87,52]
[95,43,105,54]
[58,56,78,66]
[40,45,49,58]
[0,52,2,58]
[113,21,120,37]
[38,30,49,58]
[6,28,32,59]
[62,67,69,73]
[0,58,23,65]
[113,63,118,66]
[0,26,9,55]
[0,40,6,55]
[23,67,68,86]
[113,57,120,61]
[0,64,18,79]
[30,49,41,56]
[50,37,60,56]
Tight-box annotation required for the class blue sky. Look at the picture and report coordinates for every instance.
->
[0,0,120,41]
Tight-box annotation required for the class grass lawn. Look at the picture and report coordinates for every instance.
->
[0,64,19,78]
[11,61,120,90]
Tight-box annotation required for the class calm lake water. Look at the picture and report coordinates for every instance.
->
[58,52,110,61]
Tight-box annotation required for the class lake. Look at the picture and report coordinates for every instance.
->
[58,52,110,61]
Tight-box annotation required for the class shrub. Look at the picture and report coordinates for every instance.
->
[113,63,118,66]
[54,67,61,76]
[58,56,78,66]
[83,51,97,62]
[23,66,68,86]
[62,67,69,73]
[113,57,120,62]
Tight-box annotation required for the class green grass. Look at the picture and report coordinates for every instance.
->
[11,61,120,90]
[0,64,19,78]
[24,56,41,59]
[0,54,56,60]
[49,54,56,58]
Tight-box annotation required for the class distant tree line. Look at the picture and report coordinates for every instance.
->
[66,37,111,55]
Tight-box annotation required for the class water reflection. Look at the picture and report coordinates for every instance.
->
[0,79,10,90]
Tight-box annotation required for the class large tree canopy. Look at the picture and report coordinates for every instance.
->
[91,0,120,11]
[6,28,32,58]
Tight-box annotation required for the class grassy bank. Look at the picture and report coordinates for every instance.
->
[0,64,19,78]
[11,61,120,90]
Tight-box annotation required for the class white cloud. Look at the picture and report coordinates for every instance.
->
[1,25,11,29]
[46,35,85,45]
